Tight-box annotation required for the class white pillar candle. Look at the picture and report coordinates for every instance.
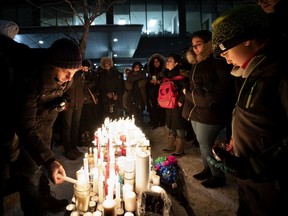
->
[135,151,149,194]
[76,168,86,185]
[122,184,133,199]
[123,191,136,212]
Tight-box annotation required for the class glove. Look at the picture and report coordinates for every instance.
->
[209,147,250,179]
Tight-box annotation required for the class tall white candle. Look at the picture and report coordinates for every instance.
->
[93,147,98,168]
[83,153,89,182]
[135,151,149,194]
[98,174,105,204]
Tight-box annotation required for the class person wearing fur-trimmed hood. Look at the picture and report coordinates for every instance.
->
[146,53,166,129]
[182,30,235,188]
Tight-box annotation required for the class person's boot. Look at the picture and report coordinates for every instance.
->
[171,137,185,157]
[162,135,176,152]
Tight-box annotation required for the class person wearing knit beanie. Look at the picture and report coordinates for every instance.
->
[48,38,82,69]
[211,5,269,58]
[208,4,288,216]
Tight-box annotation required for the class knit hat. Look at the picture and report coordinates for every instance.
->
[82,59,92,67]
[212,5,269,58]
[48,38,82,69]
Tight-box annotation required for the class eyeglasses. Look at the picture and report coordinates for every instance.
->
[192,42,204,49]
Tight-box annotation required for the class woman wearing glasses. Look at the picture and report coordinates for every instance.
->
[182,30,236,188]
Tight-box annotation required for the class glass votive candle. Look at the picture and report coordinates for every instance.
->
[74,183,91,214]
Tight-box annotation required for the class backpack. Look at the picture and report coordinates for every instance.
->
[157,76,184,109]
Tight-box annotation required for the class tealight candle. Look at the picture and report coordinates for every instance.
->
[70,210,80,216]
[152,175,160,186]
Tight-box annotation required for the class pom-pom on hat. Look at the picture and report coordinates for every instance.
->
[48,38,82,69]
[212,5,269,58]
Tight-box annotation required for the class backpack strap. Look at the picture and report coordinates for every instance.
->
[162,75,185,82]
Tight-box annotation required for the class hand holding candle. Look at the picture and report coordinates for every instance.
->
[56,174,78,184]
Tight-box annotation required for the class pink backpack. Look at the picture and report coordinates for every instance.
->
[157,76,184,109]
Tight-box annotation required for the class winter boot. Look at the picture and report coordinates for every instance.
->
[171,137,185,157]
[162,135,176,152]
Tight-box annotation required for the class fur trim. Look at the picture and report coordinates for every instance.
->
[186,41,213,64]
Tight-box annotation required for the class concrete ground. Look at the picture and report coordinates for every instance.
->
[3,119,238,216]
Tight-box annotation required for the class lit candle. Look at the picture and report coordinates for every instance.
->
[73,183,91,214]
[83,153,89,183]
[76,168,86,185]
[103,198,116,216]
[123,191,136,212]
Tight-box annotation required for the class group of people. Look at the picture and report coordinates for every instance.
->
[0,0,287,215]
[180,0,287,216]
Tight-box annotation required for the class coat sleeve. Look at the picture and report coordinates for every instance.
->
[16,81,55,167]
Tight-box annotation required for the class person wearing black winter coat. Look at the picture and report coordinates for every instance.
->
[58,69,86,160]
[13,38,82,215]
[210,5,288,215]
[97,57,124,121]
[181,30,235,188]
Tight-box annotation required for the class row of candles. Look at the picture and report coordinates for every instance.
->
[71,117,160,216]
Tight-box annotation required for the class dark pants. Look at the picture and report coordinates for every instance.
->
[59,107,82,152]
[18,149,47,215]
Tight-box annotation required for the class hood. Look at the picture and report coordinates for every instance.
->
[185,40,213,65]
[147,53,166,74]
[100,57,114,69]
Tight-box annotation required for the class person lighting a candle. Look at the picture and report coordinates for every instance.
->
[6,37,82,215]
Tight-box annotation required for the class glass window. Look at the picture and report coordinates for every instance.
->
[163,3,178,36]
[41,6,57,26]
[130,2,146,34]
[146,2,162,36]
[185,1,201,34]
[114,4,130,25]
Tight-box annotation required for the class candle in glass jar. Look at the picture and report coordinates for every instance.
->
[103,198,116,216]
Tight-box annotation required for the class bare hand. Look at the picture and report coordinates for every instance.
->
[49,160,66,184]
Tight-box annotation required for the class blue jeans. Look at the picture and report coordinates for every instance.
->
[191,121,224,177]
